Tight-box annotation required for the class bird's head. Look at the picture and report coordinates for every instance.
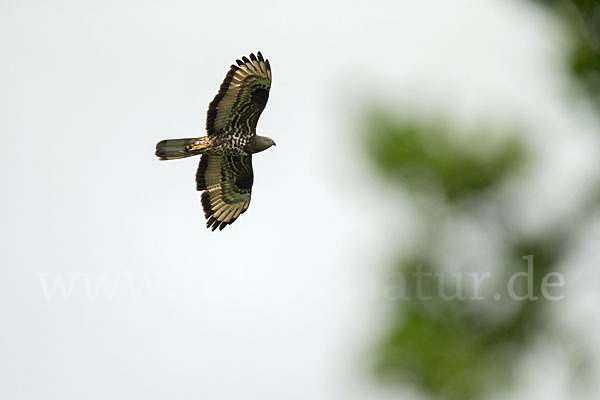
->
[251,135,277,153]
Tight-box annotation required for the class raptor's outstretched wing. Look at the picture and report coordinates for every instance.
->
[206,52,272,136]
[196,155,253,231]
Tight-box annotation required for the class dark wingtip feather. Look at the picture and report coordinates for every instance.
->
[250,53,257,61]
[242,56,250,63]
[236,59,244,66]
[206,216,220,231]
[257,51,264,61]
[205,214,230,232]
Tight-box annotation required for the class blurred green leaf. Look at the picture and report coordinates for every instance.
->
[373,234,567,400]
[533,0,600,108]
[363,2,600,398]
[363,112,586,399]
[364,112,526,201]
[375,307,510,400]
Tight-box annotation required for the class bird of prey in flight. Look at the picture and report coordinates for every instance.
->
[155,52,274,231]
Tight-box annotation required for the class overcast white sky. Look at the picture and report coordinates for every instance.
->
[1,0,600,399]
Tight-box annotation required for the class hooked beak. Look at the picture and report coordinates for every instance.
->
[272,141,277,147]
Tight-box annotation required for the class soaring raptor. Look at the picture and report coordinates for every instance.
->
[155,52,275,231]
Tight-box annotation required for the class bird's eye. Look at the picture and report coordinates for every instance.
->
[264,139,268,143]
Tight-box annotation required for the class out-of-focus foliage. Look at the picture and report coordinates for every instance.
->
[365,112,526,201]
[363,2,599,399]
[363,112,592,399]
[533,0,600,108]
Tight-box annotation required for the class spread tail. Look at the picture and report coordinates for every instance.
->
[155,138,208,160]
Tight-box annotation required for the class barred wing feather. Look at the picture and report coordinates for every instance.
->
[206,52,272,135]
[196,155,253,231]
